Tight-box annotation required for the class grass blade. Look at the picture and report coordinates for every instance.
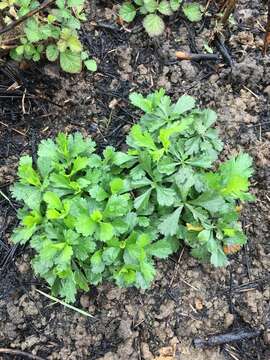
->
[35,288,95,318]
[0,189,12,204]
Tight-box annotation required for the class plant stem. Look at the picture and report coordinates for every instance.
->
[193,328,261,349]
[175,51,219,61]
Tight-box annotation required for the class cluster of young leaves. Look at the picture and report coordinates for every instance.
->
[119,0,203,36]
[127,90,254,265]
[0,0,96,73]
[11,89,254,303]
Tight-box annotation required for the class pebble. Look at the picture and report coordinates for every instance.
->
[141,342,153,360]
[17,261,30,274]
[155,301,175,320]
[43,64,60,78]
[4,322,18,340]
[194,298,203,311]
[117,319,133,339]
[224,313,235,328]
[21,335,40,350]
[80,295,90,309]
[263,85,270,98]
[23,301,39,317]
[106,288,123,301]
[180,60,197,81]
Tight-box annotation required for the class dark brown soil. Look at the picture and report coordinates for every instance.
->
[0,1,270,359]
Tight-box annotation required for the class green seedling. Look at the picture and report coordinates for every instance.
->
[11,89,254,302]
[119,0,202,36]
[0,0,96,73]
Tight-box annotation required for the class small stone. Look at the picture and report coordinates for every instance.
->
[263,85,270,98]
[155,301,175,320]
[125,304,136,317]
[88,304,95,314]
[109,98,118,109]
[157,75,171,91]
[224,313,235,328]
[116,338,134,358]
[104,8,114,20]
[21,335,40,351]
[4,322,17,340]
[141,342,153,360]
[21,300,38,317]
[106,288,123,301]
[170,70,182,84]
[205,301,213,309]
[209,74,219,84]
[194,298,203,311]
[170,336,179,346]
[17,261,30,274]
[137,309,145,323]
[122,125,131,134]
[117,319,133,339]
[43,64,60,78]
[158,345,175,357]
[138,64,148,75]
[80,295,90,309]
[180,60,197,81]
[245,290,259,313]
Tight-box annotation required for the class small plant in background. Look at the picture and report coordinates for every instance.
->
[11,89,254,303]
[0,0,97,73]
[182,2,202,22]
[119,0,202,36]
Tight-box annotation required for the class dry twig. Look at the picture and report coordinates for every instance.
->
[193,328,261,349]
[176,51,219,61]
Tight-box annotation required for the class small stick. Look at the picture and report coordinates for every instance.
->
[175,51,219,61]
[0,120,26,136]
[213,36,233,67]
[243,85,259,99]
[90,20,121,32]
[0,348,45,360]
[0,36,21,44]
[204,0,213,12]
[169,247,185,287]
[0,189,16,210]
[179,276,199,291]
[193,328,261,349]
[221,0,237,24]
[0,0,55,36]
[35,288,95,318]
[0,44,17,49]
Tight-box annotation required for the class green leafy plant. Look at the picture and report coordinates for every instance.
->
[11,89,254,302]
[183,2,202,22]
[0,0,97,73]
[119,0,202,36]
